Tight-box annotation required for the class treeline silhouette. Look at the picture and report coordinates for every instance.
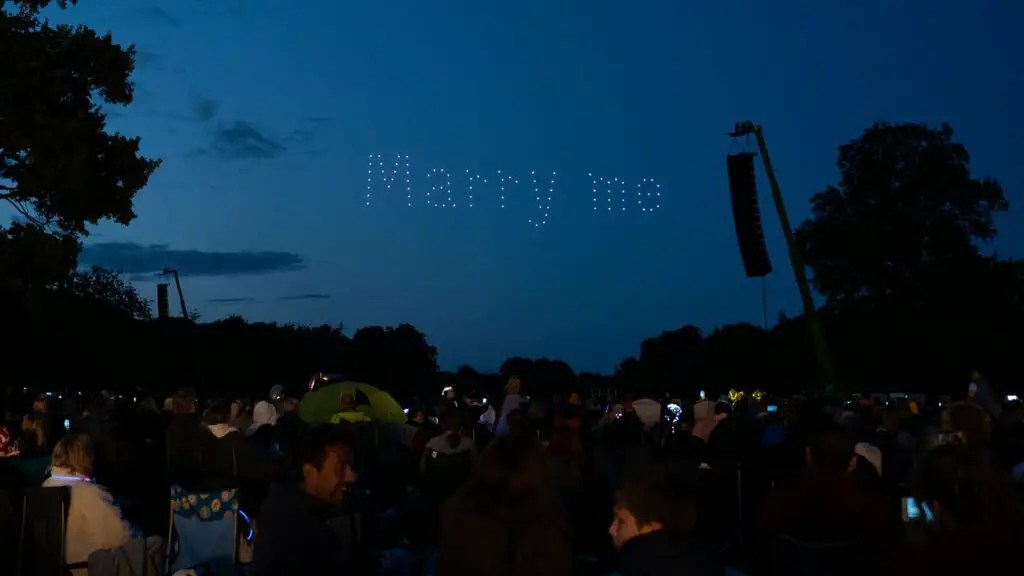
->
[4,290,1021,399]
[3,113,1022,399]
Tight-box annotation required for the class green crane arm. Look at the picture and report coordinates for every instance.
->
[732,121,837,389]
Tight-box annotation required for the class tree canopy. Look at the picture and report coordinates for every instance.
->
[1,0,160,293]
[796,122,1007,309]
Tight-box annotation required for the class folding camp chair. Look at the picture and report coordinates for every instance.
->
[18,486,88,576]
[166,485,238,576]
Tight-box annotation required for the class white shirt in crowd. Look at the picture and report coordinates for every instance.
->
[43,467,131,572]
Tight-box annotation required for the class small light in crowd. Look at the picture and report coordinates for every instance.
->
[482,398,488,404]
[403,408,409,414]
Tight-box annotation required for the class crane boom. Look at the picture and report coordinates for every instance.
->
[730,121,837,389]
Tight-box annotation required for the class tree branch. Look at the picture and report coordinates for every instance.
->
[3,196,45,227]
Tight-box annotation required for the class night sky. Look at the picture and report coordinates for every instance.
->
[25,1,1020,372]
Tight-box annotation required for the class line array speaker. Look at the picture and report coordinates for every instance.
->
[726,153,772,278]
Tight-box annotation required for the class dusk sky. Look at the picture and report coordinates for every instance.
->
[24,1,1019,372]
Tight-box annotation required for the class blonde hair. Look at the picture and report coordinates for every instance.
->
[505,377,522,395]
[51,434,95,477]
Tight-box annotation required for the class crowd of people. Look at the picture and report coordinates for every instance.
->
[0,373,1022,575]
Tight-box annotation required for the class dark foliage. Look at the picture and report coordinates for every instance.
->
[1,0,160,294]
[796,122,1008,308]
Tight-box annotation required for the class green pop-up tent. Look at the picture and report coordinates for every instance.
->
[299,381,406,425]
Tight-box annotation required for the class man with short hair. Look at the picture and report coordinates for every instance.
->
[609,466,722,576]
[251,424,358,575]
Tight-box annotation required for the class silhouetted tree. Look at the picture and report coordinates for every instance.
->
[57,266,152,320]
[796,122,1007,309]
[349,323,438,395]
[633,325,705,395]
[793,122,1019,392]
[0,0,159,299]
[499,357,576,396]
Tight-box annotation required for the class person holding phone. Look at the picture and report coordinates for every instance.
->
[883,444,1021,575]
[756,424,898,574]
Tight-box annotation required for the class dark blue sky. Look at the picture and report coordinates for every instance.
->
[28,1,1021,372]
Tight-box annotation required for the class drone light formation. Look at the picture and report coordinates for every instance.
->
[367,154,665,226]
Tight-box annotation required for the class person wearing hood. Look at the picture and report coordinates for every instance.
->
[248,400,279,437]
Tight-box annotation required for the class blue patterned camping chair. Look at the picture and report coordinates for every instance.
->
[166,485,238,575]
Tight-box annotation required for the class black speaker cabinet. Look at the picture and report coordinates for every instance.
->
[726,153,772,278]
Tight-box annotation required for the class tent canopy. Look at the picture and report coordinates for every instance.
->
[300,381,406,425]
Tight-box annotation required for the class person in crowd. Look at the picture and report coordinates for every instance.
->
[247,395,279,437]
[166,388,214,489]
[438,435,570,576]
[0,425,18,458]
[884,444,1021,575]
[250,424,358,576]
[967,369,1001,419]
[229,400,252,434]
[422,411,476,467]
[609,466,722,576]
[553,391,584,431]
[631,393,662,430]
[20,411,48,457]
[503,407,529,438]
[330,392,372,424]
[43,434,132,572]
[940,400,992,447]
[756,422,899,573]
[692,399,727,444]
[405,407,434,461]
[494,377,525,437]
[201,401,244,489]
[13,411,52,486]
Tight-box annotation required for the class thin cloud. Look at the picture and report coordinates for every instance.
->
[81,242,305,278]
[207,297,256,304]
[278,293,331,301]
[206,121,286,160]
[137,6,181,27]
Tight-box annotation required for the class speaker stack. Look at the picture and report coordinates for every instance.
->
[726,153,772,278]
[157,283,170,319]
